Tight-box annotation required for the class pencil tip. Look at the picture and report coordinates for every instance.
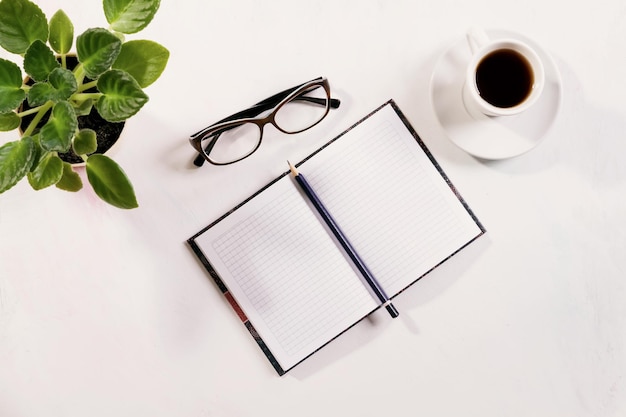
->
[287,160,298,176]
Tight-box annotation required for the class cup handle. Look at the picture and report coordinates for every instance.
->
[466,27,490,54]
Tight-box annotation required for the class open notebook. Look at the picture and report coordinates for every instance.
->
[188,100,485,375]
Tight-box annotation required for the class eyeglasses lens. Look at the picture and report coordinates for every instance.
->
[202,122,261,165]
[274,84,330,133]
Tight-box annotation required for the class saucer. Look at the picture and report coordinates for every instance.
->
[429,29,562,160]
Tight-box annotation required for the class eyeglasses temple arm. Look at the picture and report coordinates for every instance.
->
[193,152,207,167]
[253,79,340,110]
[293,96,341,108]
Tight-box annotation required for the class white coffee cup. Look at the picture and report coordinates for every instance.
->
[463,28,545,117]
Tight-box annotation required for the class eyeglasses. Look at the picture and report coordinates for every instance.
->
[189,77,340,166]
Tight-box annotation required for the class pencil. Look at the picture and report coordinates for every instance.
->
[288,161,399,318]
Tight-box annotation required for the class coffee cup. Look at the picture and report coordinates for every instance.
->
[463,28,545,117]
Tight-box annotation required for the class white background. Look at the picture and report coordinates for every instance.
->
[1,0,625,416]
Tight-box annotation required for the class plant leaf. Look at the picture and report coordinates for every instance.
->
[49,10,74,54]
[104,0,161,34]
[0,0,48,54]
[86,153,138,209]
[112,40,169,88]
[96,69,148,122]
[27,67,77,106]
[26,82,54,107]
[48,67,77,98]
[27,151,63,190]
[71,98,94,116]
[39,101,77,152]
[76,28,122,79]
[0,112,20,131]
[55,161,82,191]
[0,136,35,193]
[73,128,97,155]
[24,40,60,82]
[0,58,26,113]
[28,133,43,171]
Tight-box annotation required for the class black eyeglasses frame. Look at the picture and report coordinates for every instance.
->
[189,77,340,166]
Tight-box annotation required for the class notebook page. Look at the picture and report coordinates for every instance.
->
[300,103,483,296]
[194,177,378,371]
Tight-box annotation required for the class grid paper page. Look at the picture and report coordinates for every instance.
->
[195,177,377,370]
[301,104,483,296]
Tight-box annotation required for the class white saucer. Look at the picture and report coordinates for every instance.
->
[430,29,562,160]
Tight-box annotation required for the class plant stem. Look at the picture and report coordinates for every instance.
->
[18,106,46,118]
[23,101,53,137]
[73,63,86,87]
[73,93,102,101]
[78,80,98,92]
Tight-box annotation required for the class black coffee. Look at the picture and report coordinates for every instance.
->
[475,49,534,108]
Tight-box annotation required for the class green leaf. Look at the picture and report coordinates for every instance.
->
[55,161,82,191]
[50,67,78,100]
[28,133,43,170]
[0,58,26,113]
[0,136,35,193]
[27,67,77,106]
[26,83,54,107]
[73,128,97,155]
[104,0,161,34]
[49,10,74,54]
[0,112,20,131]
[0,0,48,54]
[71,98,94,116]
[86,153,138,209]
[27,151,63,190]
[76,28,122,79]
[112,40,169,88]
[24,40,60,82]
[96,69,148,122]
[39,101,77,152]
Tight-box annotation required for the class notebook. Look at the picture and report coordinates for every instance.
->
[188,100,485,375]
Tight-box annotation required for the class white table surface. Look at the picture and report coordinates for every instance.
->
[2,1,625,416]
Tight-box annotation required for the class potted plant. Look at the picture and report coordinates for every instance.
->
[0,0,169,208]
